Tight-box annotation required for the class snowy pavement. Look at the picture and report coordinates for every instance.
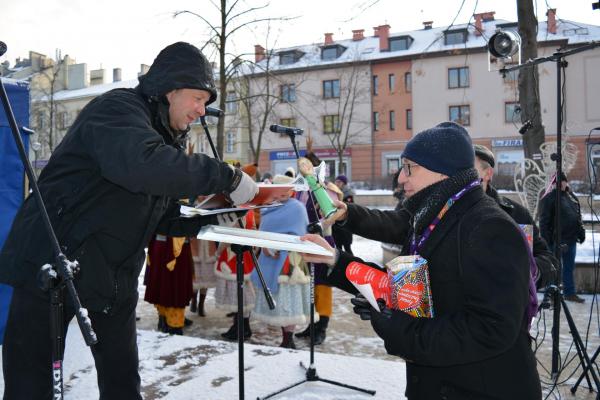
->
[2,235,600,399]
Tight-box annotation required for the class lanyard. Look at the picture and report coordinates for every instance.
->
[410,179,480,254]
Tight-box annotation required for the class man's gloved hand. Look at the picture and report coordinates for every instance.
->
[350,294,392,321]
[577,226,586,244]
[227,167,259,206]
[216,211,247,227]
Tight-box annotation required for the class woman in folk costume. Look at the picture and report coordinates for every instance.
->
[214,210,257,340]
[189,237,217,316]
[251,175,311,349]
[144,234,194,335]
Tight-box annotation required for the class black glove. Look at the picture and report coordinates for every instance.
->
[350,294,392,321]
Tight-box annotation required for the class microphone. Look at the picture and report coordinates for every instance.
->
[519,120,533,135]
[0,42,7,57]
[270,124,304,135]
[204,106,223,118]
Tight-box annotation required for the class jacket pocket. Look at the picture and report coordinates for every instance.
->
[70,235,118,312]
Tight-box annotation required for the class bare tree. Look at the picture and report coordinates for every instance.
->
[174,1,292,158]
[327,63,369,172]
[517,0,545,166]
[29,55,68,162]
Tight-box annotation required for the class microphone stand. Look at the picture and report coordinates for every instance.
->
[259,131,375,399]
[500,41,600,395]
[199,116,275,400]
[0,63,97,400]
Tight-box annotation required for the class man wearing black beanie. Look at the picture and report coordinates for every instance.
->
[0,42,258,399]
[302,122,541,399]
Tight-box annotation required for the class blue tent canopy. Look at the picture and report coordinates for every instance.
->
[0,78,30,343]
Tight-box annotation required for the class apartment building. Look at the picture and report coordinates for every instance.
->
[246,10,600,188]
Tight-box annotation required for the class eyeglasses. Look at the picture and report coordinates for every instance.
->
[400,163,420,177]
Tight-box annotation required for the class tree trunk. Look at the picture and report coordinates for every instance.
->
[517,0,545,165]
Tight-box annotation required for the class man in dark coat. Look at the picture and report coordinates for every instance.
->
[0,42,258,399]
[539,172,586,303]
[474,144,556,290]
[302,122,541,399]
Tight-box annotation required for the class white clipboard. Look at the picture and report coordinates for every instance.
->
[197,225,333,257]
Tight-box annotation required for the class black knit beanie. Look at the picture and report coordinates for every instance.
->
[402,121,474,176]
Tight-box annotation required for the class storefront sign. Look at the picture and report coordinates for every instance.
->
[492,139,523,147]
[269,148,351,160]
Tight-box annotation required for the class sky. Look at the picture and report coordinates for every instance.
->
[1,0,599,80]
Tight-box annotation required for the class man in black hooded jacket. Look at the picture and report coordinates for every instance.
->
[0,42,258,399]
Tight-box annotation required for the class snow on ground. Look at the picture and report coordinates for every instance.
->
[2,235,600,399]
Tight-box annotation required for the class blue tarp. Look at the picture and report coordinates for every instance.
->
[0,78,30,343]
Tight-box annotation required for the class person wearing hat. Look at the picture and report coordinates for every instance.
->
[474,144,556,293]
[301,122,541,399]
[0,42,258,399]
[539,171,587,303]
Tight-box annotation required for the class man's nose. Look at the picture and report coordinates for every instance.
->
[398,169,408,184]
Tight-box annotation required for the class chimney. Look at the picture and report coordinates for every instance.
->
[423,21,433,30]
[373,26,380,37]
[113,68,122,82]
[473,14,483,36]
[254,44,266,63]
[377,25,391,51]
[138,64,150,77]
[479,11,495,21]
[324,33,334,45]
[547,8,557,34]
[352,29,365,41]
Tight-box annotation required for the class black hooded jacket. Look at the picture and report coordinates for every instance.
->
[0,42,234,314]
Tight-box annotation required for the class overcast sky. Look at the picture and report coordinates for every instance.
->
[2,0,598,80]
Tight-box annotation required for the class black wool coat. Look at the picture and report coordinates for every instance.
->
[0,87,235,314]
[329,186,541,399]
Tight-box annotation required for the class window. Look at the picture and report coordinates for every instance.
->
[503,70,518,84]
[448,67,469,88]
[389,110,395,130]
[404,72,412,93]
[505,102,521,123]
[372,75,379,95]
[387,158,401,175]
[444,29,468,45]
[225,91,238,113]
[323,79,340,98]
[280,84,296,102]
[406,109,412,130]
[389,36,413,51]
[373,112,379,131]
[388,73,395,92]
[58,112,69,129]
[323,115,340,134]
[321,45,346,60]
[449,105,470,126]
[279,50,304,65]
[225,131,236,153]
[37,112,46,129]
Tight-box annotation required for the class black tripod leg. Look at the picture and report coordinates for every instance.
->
[572,332,600,393]
[561,297,600,394]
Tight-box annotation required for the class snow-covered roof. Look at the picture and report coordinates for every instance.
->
[0,77,29,88]
[250,18,600,74]
[48,78,138,102]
